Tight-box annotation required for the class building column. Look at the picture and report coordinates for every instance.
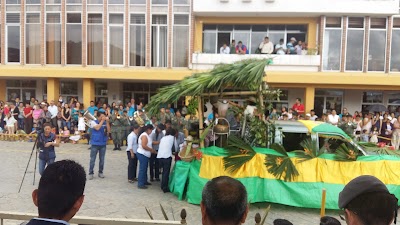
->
[61,0,66,66]
[145,0,151,68]
[363,17,370,73]
[103,0,108,67]
[340,17,347,72]
[194,19,203,53]
[0,80,6,100]
[1,0,5,65]
[167,0,172,68]
[318,16,325,72]
[41,0,45,65]
[20,0,25,65]
[124,0,129,67]
[304,86,315,115]
[83,78,95,109]
[385,16,393,74]
[47,78,60,102]
[82,0,87,66]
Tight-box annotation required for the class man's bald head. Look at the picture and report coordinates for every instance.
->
[201,176,248,225]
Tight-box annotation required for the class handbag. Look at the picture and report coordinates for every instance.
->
[255,48,261,54]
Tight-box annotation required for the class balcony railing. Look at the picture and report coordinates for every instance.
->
[191,53,320,71]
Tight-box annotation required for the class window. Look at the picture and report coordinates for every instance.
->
[6,80,36,102]
[46,13,62,64]
[387,92,400,113]
[60,81,78,101]
[87,13,103,65]
[202,24,308,54]
[362,91,383,112]
[6,12,21,63]
[173,14,189,67]
[391,18,400,72]
[66,13,82,64]
[271,90,289,110]
[25,13,41,64]
[95,82,108,104]
[109,14,124,65]
[323,17,342,71]
[345,17,364,71]
[174,0,189,4]
[152,0,168,4]
[130,14,146,66]
[130,0,146,4]
[368,18,386,72]
[151,15,168,67]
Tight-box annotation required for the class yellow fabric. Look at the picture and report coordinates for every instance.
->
[298,120,324,132]
[199,154,400,185]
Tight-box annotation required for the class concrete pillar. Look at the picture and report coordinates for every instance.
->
[304,86,315,115]
[83,78,95,109]
[47,78,60,102]
[0,79,6,100]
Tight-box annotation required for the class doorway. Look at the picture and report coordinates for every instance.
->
[314,90,343,117]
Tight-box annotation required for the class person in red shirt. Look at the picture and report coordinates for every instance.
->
[236,41,247,55]
[23,102,34,134]
[292,98,305,115]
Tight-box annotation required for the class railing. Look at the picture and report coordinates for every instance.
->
[0,211,186,225]
[191,53,320,71]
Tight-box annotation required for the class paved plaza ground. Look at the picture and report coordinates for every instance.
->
[0,141,340,225]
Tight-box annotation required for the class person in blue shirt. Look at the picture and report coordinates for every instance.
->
[38,123,60,175]
[127,102,135,117]
[87,101,98,115]
[287,37,296,54]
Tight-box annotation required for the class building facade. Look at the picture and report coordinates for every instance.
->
[0,0,400,117]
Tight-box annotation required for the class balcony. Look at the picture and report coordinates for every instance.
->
[193,0,399,17]
[191,53,320,72]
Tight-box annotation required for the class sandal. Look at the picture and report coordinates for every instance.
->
[128,180,134,183]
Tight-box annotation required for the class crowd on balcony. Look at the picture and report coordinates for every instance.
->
[219,36,308,55]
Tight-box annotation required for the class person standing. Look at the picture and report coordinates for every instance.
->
[137,124,157,189]
[229,40,236,54]
[258,36,274,54]
[10,102,20,132]
[126,124,140,183]
[171,110,186,133]
[275,39,287,55]
[110,110,123,150]
[292,98,305,115]
[24,102,33,134]
[150,124,164,182]
[88,110,110,180]
[48,100,59,132]
[157,128,177,193]
[18,102,25,130]
[87,101,98,115]
[220,43,230,54]
[62,103,71,130]
[37,123,60,175]
[236,41,247,55]
[328,110,340,126]
[392,116,400,150]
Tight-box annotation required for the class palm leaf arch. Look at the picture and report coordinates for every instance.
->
[146,59,273,116]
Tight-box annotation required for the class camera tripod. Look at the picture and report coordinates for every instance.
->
[18,136,39,193]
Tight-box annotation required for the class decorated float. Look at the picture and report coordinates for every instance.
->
[146,59,400,209]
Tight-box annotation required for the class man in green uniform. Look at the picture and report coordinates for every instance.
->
[122,110,131,146]
[172,110,186,133]
[165,107,174,123]
[110,111,123,150]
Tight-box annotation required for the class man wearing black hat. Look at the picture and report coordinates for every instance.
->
[338,175,398,225]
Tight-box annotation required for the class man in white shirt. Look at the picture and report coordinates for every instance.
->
[275,39,287,55]
[328,110,340,126]
[126,124,140,183]
[157,128,177,193]
[259,37,274,54]
[220,43,230,54]
[48,100,58,130]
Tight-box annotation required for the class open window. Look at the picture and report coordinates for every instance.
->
[282,132,310,152]
[318,133,354,153]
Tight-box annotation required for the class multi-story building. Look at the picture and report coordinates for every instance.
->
[0,0,400,117]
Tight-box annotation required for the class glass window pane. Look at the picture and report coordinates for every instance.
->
[88,24,103,65]
[130,0,146,4]
[391,30,400,72]
[95,83,108,96]
[46,0,61,4]
[6,0,21,4]
[268,25,285,31]
[345,30,364,71]
[234,25,250,31]
[109,14,123,24]
[152,0,168,4]
[203,32,216,53]
[67,0,82,3]
[151,26,167,67]
[203,25,216,31]
[88,0,103,4]
[174,0,189,4]
[250,32,267,54]
[252,25,268,32]
[323,29,341,71]
[368,30,386,71]
[60,82,78,95]
[173,26,188,67]
[26,24,41,64]
[88,14,102,24]
[67,13,81,23]
[268,33,285,47]
[46,24,61,64]
[109,26,123,65]
[21,80,36,88]
[362,92,383,103]
[130,25,146,66]
[174,14,188,25]
[233,32,250,53]
[7,26,20,63]
[109,0,124,4]
[152,15,167,24]
[67,24,82,64]
[7,80,21,87]
[130,14,145,24]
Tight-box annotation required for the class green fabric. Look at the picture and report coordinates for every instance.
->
[312,123,350,139]
[169,160,191,200]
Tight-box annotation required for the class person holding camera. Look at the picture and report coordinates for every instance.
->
[88,109,110,180]
[38,123,60,175]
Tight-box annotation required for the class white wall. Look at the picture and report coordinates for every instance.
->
[194,0,399,16]
[343,89,363,115]
[105,81,121,104]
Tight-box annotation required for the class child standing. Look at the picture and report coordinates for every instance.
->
[370,127,379,144]
[361,129,369,142]
[77,111,86,134]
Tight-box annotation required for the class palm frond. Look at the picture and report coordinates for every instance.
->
[266,143,299,181]
[293,138,322,163]
[146,59,272,115]
[334,143,359,161]
[160,204,169,220]
[223,135,257,173]
[369,148,400,157]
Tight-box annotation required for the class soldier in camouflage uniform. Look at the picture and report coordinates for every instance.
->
[122,110,131,146]
[158,107,166,125]
[110,110,124,150]
[171,110,186,133]
[165,108,174,122]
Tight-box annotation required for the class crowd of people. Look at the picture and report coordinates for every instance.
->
[27,160,397,225]
[220,37,308,55]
